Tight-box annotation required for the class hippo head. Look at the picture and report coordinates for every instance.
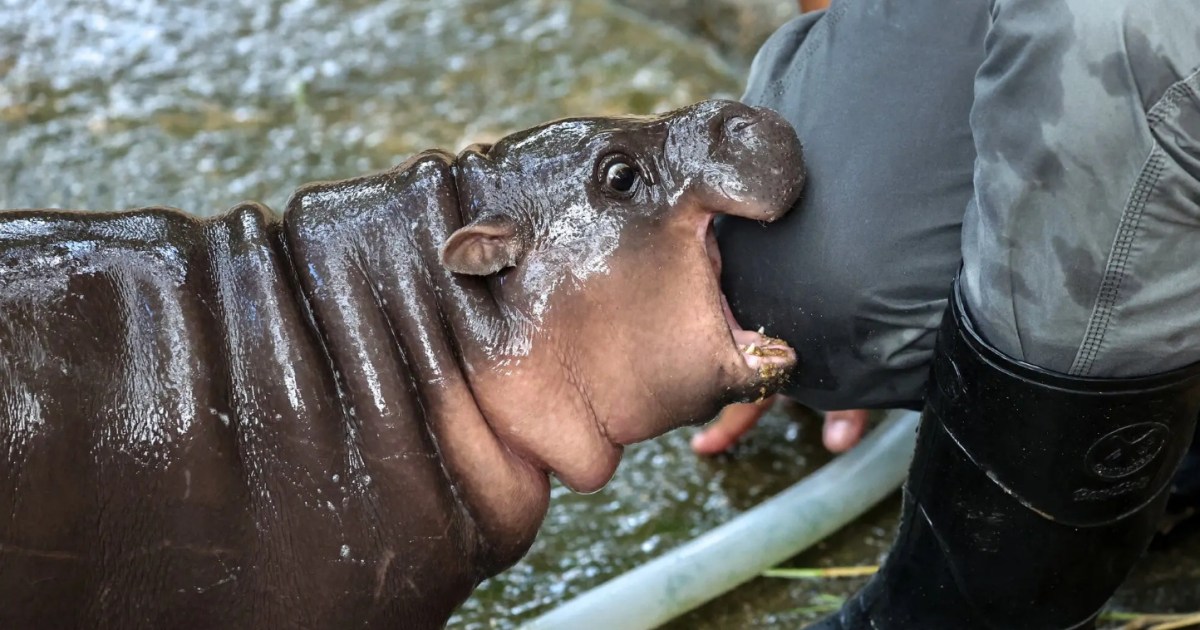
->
[439,100,804,492]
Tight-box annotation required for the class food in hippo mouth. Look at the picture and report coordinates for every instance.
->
[724,302,794,401]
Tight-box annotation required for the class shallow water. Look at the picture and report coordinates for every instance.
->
[2,1,1196,627]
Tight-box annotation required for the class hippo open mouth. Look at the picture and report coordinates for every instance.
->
[441,99,805,467]
[701,214,797,388]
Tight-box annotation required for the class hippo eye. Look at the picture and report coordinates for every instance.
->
[599,155,642,197]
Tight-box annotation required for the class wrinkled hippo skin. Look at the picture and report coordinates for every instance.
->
[0,100,804,629]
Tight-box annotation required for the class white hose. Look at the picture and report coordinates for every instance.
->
[521,409,920,630]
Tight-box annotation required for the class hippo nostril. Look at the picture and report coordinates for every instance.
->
[722,115,758,141]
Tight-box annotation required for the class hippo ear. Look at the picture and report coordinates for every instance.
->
[440,215,527,276]
[464,142,493,155]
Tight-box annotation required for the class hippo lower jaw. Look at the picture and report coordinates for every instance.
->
[701,213,797,390]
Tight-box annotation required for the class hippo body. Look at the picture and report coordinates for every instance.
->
[1,154,503,628]
[0,101,804,628]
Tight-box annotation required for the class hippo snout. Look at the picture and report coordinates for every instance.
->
[667,100,806,221]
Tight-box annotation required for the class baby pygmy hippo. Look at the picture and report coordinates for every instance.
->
[0,100,804,628]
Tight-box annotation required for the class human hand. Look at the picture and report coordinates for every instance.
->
[690,396,869,455]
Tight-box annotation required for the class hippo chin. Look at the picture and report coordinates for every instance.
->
[0,100,804,628]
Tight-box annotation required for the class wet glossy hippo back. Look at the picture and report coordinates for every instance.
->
[0,154,496,628]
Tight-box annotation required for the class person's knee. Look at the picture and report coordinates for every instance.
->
[718,216,946,411]
[728,0,982,409]
[742,10,825,98]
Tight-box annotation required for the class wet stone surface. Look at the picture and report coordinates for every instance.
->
[0,0,741,213]
[612,0,796,69]
[1,1,1196,628]
[456,403,846,628]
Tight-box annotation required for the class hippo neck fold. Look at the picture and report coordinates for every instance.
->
[282,151,551,574]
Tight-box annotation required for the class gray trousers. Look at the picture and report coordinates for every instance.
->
[718,0,1200,411]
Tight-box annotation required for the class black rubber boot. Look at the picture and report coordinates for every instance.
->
[1156,427,1200,544]
[810,283,1200,630]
